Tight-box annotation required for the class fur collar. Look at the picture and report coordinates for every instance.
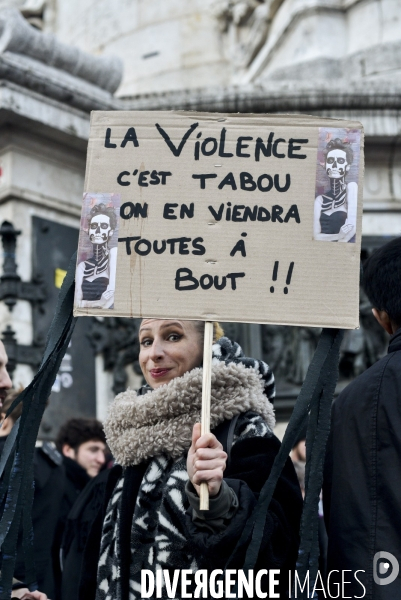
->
[104,362,275,467]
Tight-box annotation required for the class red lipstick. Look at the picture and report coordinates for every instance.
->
[150,368,171,379]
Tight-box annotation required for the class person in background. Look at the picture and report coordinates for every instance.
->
[0,340,12,408]
[291,425,328,577]
[53,418,107,598]
[324,237,401,598]
[55,417,107,502]
[0,390,65,598]
[60,467,111,600]
[0,388,23,450]
[0,342,48,600]
[11,589,48,599]
[290,425,307,466]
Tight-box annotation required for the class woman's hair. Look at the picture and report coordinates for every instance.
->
[89,203,117,230]
[324,138,353,164]
[192,321,224,344]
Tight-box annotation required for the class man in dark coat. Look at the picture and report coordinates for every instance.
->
[53,418,107,598]
[55,417,107,521]
[61,468,110,600]
[0,390,65,599]
[324,237,401,599]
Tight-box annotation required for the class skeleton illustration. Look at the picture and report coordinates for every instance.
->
[313,137,358,243]
[75,203,118,309]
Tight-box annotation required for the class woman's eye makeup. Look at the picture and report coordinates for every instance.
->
[139,329,184,345]
[166,332,182,341]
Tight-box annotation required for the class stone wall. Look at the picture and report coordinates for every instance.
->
[241,0,401,84]
[33,0,401,98]
[0,8,122,434]
[44,0,230,96]
[0,0,399,424]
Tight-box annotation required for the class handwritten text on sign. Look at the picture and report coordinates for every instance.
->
[74,112,364,329]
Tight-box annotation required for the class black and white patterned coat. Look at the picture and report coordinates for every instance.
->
[94,339,302,600]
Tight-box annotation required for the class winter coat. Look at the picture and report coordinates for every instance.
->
[0,439,65,599]
[53,456,91,598]
[61,469,110,600]
[324,328,401,599]
[80,355,302,600]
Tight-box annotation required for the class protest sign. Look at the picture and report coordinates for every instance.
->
[73,111,364,329]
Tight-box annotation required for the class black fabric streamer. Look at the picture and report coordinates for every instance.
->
[0,253,77,599]
[296,329,344,592]
[225,328,344,599]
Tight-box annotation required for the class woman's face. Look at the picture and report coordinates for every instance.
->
[139,319,204,388]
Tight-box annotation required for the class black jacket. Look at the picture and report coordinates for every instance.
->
[324,328,401,599]
[61,468,110,600]
[61,456,91,518]
[78,419,302,600]
[0,440,65,599]
[185,434,303,598]
[53,456,91,599]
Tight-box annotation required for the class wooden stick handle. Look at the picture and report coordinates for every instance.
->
[200,321,213,510]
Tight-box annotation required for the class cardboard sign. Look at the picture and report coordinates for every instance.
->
[73,111,364,329]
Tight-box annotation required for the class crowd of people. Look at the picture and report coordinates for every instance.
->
[1,235,400,599]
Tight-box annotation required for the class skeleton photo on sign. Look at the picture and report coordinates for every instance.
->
[75,193,120,309]
[313,129,360,243]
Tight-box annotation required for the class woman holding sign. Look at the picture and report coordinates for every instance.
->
[78,320,302,600]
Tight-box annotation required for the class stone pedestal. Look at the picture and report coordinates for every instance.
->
[0,8,121,435]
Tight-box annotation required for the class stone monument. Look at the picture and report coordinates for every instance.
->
[0,0,399,426]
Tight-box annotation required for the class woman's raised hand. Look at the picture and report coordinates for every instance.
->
[187,423,227,498]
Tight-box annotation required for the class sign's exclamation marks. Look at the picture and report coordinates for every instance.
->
[284,262,294,294]
[270,261,279,293]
